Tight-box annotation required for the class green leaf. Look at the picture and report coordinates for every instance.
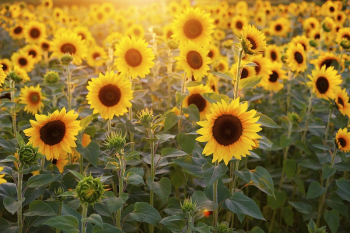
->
[202,163,228,187]
[156,133,176,144]
[255,112,280,128]
[250,226,265,233]
[125,172,145,185]
[173,156,206,178]
[92,223,124,233]
[224,192,265,220]
[186,81,202,87]
[312,144,329,150]
[103,192,128,213]
[80,114,98,131]
[267,190,287,209]
[192,191,218,211]
[83,213,103,228]
[69,170,84,181]
[250,166,275,197]
[129,202,161,225]
[288,202,312,214]
[336,178,350,202]
[24,200,56,216]
[322,165,336,180]
[280,135,293,148]
[147,177,171,203]
[16,132,25,148]
[211,71,233,81]
[177,132,196,154]
[283,159,296,179]
[0,136,16,153]
[243,62,258,67]
[282,207,294,226]
[44,216,79,233]
[159,214,186,232]
[76,141,100,167]
[3,197,25,215]
[185,104,200,122]
[175,92,187,105]
[306,181,326,199]
[202,93,230,104]
[27,174,60,188]
[163,112,181,132]
[161,148,187,158]
[239,76,262,90]
[324,210,340,233]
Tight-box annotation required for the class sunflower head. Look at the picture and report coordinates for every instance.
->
[137,108,154,126]
[309,39,318,48]
[181,198,196,219]
[44,71,60,84]
[19,85,45,115]
[340,39,350,50]
[216,221,232,233]
[76,175,106,205]
[60,53,74,65]
[18,144,39,166]
[286,43,307,73]
[241,25,267,56]
[336,128,350,152]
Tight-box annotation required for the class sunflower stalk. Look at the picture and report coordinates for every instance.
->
[167,48,173,110]
[65,64,72,111]
[81,204,88,233]
[17,164,23,233]
[234,49,244,99]
[116,154,125,229]
[338,48,343,74]
[213,161,219,228]
[10,79,17,136]
[229,160,240,228]
[316,143,336,227]
[178,74,187,136]
[149,129,156,233]
[324,107,334,143]
[56,201,62,233]
[301,92,313,143]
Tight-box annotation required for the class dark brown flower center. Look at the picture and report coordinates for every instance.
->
[52,159,58,164]
[338,97,344,107]
[316,76,329,94]
[208,50,214,59]
[343,34,350,40]
[271,51,277,61]
[310,23,315,28]
[247,37,257,50]
[294,52,303,64]
[211,85,216,92]
[125,48,142,67]
[30,28,40,39]
[236,21,243,29]
[254,62,261,74]
[187,93,206,112]
[134,29,140,36]
[166,30,173,39]
[339,137,346,147]
[315,33,320,39]
[60,43,76,54]
[42,42,49,50]
[330,6,335,12]
[97,12,103,20]
[40,120,66,146]
[269,71,279,82]
[92,52,100,60]
[14,26,23,34]
[241,68,249,79]
[19,58,27,66]
[275,24,282,31]
[183,19,203,39]
[186,51,202,69]
[1,63,8,71]
[212,115,243,146]
[337,15,342,21]
[29,50,37,58]
[29,92,40,104]
[98,84,121,107]
[78,33,86,40]
[320,59,336,69]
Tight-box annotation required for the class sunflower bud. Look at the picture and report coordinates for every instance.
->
[8,70,22,83]
[222,39,233,49]
[288,112,300,123]
[181,198,196,218]
[60,53,73,65]
[309,40,317,48]
[103,131,126,153]
[76,175,105,205]
[137,108,154,126]
[340,39,350,50]
[167,40,178,50]
[152,26,163,36]
[44,71,60,84]
[54,187,66,201]
[18,144,39,165]
[322,18,333,32]
[217,221,232,233]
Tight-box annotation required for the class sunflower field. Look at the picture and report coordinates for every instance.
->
[1,0,350,232]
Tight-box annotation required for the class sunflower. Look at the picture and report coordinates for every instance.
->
[269,18,290,37]
[176,40,211,81]
[51,151,68,173]
[126,24,145,40]
[231,16,248,36]
[172,7,214,45]
[303,17,320,32]
[183,84,212,120]
[39,39,51,52]
[86,71,133,120]
[260,62,287,92]
[249,55,272,80]
[336,128,350,152]
[286,43,307,73]
[335,11,346,25]
[0,59,12,73]
[114,37,154,78]
[86,45,107,68]
[205,73,219,93]
[73,26,93,43]
[0,167,6,184]
[336,27,350,44]
[11,66,30,83]
[213,58,229,73]
[50,31,87,65]
[23,108,81,160]
[0,65,6,86]
[308,66,342,100]
[22,44,43,64]
[42,0,53,9]
[24,21,47,44]
[101,2,115,17]
[323,1,338,17]
[230,61,256,80]
[309,29,321,41]
[207,44,220,61]
[311,52,341,70]
[334,88,350,117]
[167,1,180,17]
[241,25,267,56]
[291,35,309,52]
[265,45,281,63]
[213,29,225,41]
[9,24,25,40]
[11,52,35,72]
[254,12,267,27]
[196,98,261,165]
[19,85,45,115]
[163,24,174,41]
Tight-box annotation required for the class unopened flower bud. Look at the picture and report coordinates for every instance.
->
[18,144,39,165]
[76,176,105,205]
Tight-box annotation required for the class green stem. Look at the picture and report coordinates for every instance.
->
[149,130,155,233]
[107,119,111,133]
[79,149,84,175]
[41,157,45,171]
[338,48,343,74]
[178,75,187,136]
[117,156,124,229]
[129,83,134,151]
[234,49,243,99]
[10,80,16,136]
[230,160,240,228]
[302,92,313,143]
[286,70,292,113]
[213,161,219,228]
[316,144,336,227]
[66,65,72,111]
[17,165,23,233]
[324,108,334,143]
[167,49,173,110]
[187,216,193,233]
[56,202,62,233]
[81,204,88,233]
